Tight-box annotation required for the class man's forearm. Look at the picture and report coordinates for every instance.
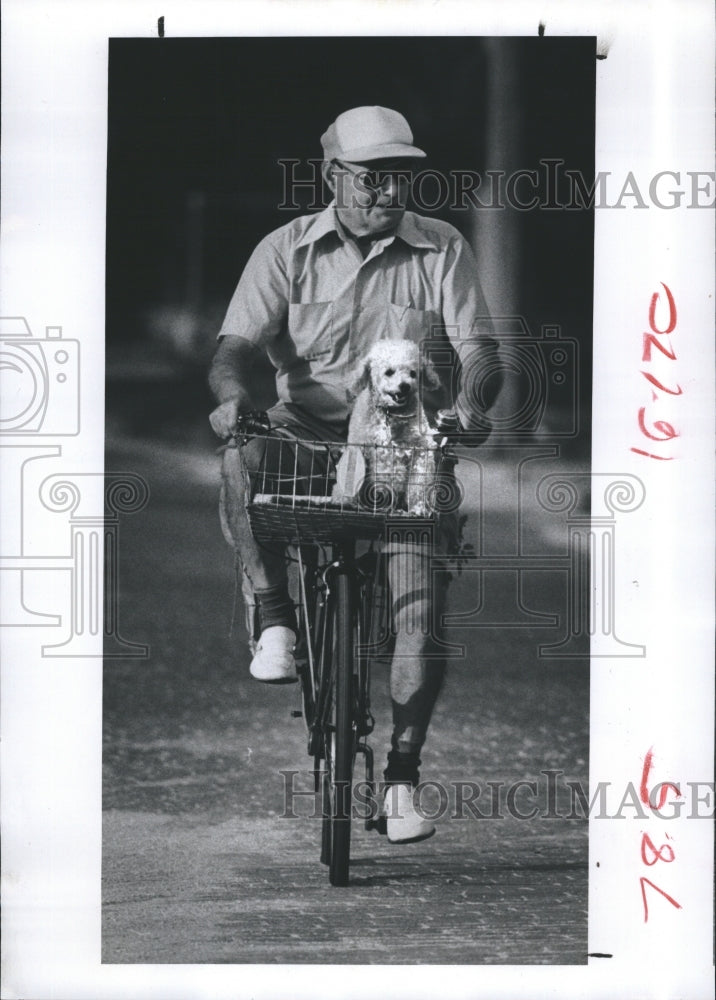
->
[208,336,260,406]
[454,335,503,429]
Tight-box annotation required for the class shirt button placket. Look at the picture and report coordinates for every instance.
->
[348,261,368,367]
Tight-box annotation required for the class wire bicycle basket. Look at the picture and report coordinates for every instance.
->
[239,434,462,546]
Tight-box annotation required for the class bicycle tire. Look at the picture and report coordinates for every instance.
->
[295,552,320,734]
[328,569,354,887]
[320,768,331,867]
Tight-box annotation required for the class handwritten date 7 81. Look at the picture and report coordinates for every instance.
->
[638,747,683,922]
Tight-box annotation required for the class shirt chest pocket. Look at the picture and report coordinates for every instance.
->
[387,303,441,343]
[288,302,334,360]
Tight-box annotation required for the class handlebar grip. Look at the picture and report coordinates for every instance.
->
[234,410,271,439]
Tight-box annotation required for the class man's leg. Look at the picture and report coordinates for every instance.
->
[382,544,449,841]
[220,441,289,591]
[220,437,302,681]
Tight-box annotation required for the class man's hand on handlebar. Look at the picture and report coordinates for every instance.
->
[435,408,462,438]
[435,408,492,447]
[209,390,255,439]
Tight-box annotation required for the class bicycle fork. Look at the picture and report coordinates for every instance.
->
[356,742,387,835]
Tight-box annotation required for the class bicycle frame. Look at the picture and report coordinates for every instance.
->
[233,414,455,885]
[297,540,378,794]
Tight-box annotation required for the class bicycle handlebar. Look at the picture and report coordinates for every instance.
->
[232,410,460,454]
[233,410,272,442]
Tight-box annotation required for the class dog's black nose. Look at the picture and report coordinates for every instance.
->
[398,381,410,394]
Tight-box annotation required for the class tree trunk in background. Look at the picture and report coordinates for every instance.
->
[471,39,526,446]
[472,38,522,319]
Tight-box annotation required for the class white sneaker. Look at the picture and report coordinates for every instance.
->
[382,783,436,844]
[249,626,298,684]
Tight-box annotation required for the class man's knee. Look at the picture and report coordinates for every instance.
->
[223,437,269,486]
[241,436,272,474]
[219,447,252,548]
[391,559,451,651]
[388,546,443,613]
[221,436,281,501]
[221,445,245,491]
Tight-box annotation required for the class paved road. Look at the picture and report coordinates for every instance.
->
[102,433,589,965]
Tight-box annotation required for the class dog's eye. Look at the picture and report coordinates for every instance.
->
[385,368,395,377]
[409,370,417,378]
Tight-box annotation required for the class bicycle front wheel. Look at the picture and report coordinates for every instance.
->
[327,568,354,887]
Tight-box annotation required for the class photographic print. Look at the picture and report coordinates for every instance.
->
[102,34,593,965]
[1,3,713,999]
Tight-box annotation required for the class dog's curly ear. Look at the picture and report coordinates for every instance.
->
[421,354,442,389]
[349,357,372,399]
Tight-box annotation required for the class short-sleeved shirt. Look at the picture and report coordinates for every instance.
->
[218,202,495,432]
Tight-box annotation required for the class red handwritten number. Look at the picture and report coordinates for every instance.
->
[641,832,675,866]
[637,408,679,442]
[639,748,654,804]
[640,877,683,922]
[638,748,682,921]
[641,371,683,396]
[639,747,681,808]
[648,282,677,334]
[630,448,674,461]
[633,283,680,459]
[642,332,677,362]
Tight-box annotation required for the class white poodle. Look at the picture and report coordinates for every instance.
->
[334,339,441,515]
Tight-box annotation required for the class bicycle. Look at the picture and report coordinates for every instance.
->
[233,410,457,886]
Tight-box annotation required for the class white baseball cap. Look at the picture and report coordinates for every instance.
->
[320,106,426,162]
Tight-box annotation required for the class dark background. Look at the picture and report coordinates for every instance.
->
[105,36,595,452]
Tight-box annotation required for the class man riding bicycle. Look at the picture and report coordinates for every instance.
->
[209,106,502,843]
